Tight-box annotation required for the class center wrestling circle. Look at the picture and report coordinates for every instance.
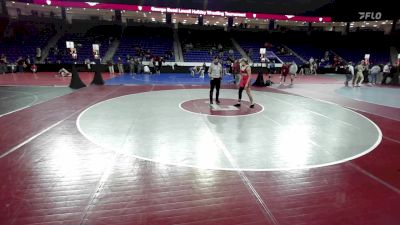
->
[77,89,382,171]
[180,98,263,116]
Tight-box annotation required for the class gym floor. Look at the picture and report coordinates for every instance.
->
[0,72,399,225]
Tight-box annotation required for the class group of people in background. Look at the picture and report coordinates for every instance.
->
[344,61,398,87]
[0,54,38,74]
[106,55,165,76]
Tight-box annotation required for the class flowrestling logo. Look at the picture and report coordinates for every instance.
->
[359,12,382,20]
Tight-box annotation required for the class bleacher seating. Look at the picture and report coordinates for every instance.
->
[49,24,121,64]
[330,32,390,65]
[230,30,302,64]
[0,17,393,67]
[114,25,175,62]
[179,28,241,62]
[0,20,56,62]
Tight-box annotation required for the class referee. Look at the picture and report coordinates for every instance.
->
[208,57,223,105]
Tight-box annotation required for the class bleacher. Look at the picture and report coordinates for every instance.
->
[179,28,242,62]
[230,30,302,64]
[330,32,390,65]
[49,24,120,64]
[114,25,175,62]
[0,20,56,62]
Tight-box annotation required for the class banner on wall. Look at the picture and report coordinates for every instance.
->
[66,41,74,49]
[364,54,370,65]
[92,44,100,59]
[33,0,332,22]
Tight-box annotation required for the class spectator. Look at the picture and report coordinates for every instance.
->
[30,64,37,73]
[190,66,205,78]
[369,64,381,85]
[310,59,317,75]
[129,58,135,74]
[107,59,114,75]
[57,68,71,77]
[353,60,366,87]
[35,47,41,62]
[228,49,234,56]
[137,58,143,74]
[156,57,163,74]
[26,56,31,65]
[363,61,370,83]
[84,59,91,70]
[117,57,124,75]
[324,51,329,61]
[381,63,391,85]
[299,63,306,75]
[218,44,223,52]
[16,57,25,73]
[269,61,276,74]
[0,54,7,74]
[280,63,289,85]
[149,57,155,74]
[289,61,298,85]
[344,62,354,87]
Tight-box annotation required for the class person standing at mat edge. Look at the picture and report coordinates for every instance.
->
[208,57,222,105]
[234,58,255,108]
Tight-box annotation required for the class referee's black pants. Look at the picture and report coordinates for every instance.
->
[209,77,221,103]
